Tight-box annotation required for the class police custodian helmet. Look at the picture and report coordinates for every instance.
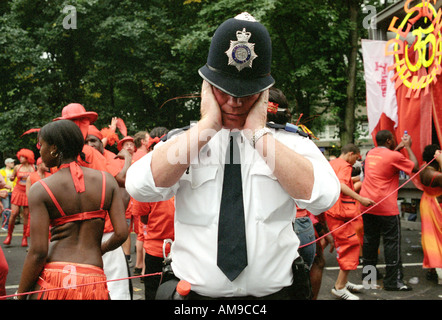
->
[198,12,275,98]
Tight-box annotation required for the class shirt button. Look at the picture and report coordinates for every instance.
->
[235,288,244,294]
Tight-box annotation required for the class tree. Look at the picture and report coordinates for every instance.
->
[0,0,384,159]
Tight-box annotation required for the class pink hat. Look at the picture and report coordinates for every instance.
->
[54,103,98,124]
[88,125,103,140]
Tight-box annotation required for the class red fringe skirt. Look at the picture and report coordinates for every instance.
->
[11,184,28,207]
[35,262,109,300]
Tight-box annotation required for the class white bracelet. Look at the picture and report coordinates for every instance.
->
[252,127,271,148]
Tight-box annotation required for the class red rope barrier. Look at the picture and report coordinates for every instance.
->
[299,157,436,249]
[0,272,162,300]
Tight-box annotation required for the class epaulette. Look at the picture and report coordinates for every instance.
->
[160,125,191,142]
[161,123,311,142]
[266,122,310,138]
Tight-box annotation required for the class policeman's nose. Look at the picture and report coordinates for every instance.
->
[227,95,243,107]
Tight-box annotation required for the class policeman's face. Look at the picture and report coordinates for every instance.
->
[212,87,260,130]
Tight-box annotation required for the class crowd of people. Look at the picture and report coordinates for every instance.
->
[0,12,441,301]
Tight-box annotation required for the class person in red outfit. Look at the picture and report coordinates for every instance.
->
[26,157,51,193]
[24,158,52,242]
[86,124,133,300]
[53,103,115,175]
[133,131,150,162]
[326,144,375,300]
[132,197,175,299]
[359,130,418,291]
[3,149,35,247]
[131,127,174,299]
[115,136,138,264]
[0,246,7,300]
[418,145,442,284]
[17,120,128,300]
[0,175,8,299]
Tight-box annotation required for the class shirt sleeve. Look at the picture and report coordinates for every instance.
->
[125,148,178,202]
[392,151,415,175]
[131,198,152,216]
[276,132,340,215]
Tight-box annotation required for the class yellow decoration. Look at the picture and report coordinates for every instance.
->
[385,0,442,98]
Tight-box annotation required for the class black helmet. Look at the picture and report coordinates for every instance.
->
[199,12,274,98]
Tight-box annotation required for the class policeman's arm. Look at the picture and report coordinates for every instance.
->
[244,90,315,200]
[151,81,221,188]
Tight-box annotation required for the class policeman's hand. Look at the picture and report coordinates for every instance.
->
[200,81,222,131]
[243,89,268,132]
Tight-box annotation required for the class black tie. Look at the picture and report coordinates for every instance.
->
[217,132,247,281]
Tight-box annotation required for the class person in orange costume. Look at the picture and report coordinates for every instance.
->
[326,144,375,300]
[133,131,150,162]
[86,125,133,300]
[116,136,138,264]
[26,158,51,193]
[53,103,115,175]
[3,149,36,247]
[17,120,128,300]
[54,106,131,299]
[132,197,175,299]
[131,127,174,299]
[86,125,133,185]
[0,175,8,299]
[25,158,52,241]
[419,144,442,285]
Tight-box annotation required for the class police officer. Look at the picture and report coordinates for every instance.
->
[126,12,339,299]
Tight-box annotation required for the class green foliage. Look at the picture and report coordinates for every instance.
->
[1,0,377,159]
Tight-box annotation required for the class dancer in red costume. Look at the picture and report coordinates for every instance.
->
[3,149,35,247]
[86,124,133,300]
[419,145,442,285]
[24,158,52,242]
[26,158,52,193]
[54,103,115,175]
[0,175,8,299]
[17,120,128,300]
[131,127,174,300]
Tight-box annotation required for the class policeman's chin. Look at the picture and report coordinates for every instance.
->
[221,113,247,130]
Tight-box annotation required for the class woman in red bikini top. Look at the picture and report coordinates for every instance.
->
[17,120,128,300]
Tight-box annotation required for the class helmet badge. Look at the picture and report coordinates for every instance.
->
[225,28,258,71]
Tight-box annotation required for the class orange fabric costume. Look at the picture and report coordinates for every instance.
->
[11,165,35,206]
[29,170,51,185]
[359,147,414,216]
[131,198,175,257]
[420,182,442,269]
[36,262,108,300]
[325,157,360,270]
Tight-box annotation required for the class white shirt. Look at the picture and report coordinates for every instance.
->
[126,128,339,297]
